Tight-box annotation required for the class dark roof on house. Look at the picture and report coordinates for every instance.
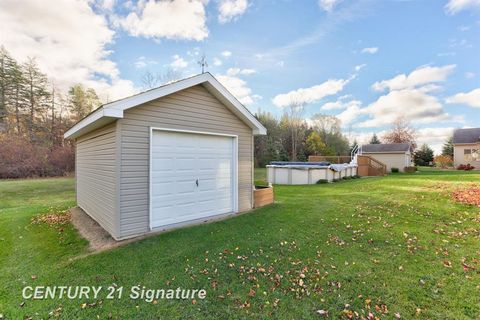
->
[361,143,410,153]
[453,128,480,144]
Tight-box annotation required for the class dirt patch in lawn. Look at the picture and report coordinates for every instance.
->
[70,207,140,253]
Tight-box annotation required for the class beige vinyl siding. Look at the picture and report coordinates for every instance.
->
[454,144,480,169]
[76,122,118,238]
[119,84,253,239]
[364,152,410,172]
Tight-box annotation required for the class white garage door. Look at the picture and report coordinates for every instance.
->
[150,130,236,229]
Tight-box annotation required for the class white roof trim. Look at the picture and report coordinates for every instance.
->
[64,73,266,139]
[362,151,409,154]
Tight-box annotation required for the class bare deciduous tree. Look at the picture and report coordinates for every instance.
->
[283,95,305,161]
[141,68,183,90]
[382,117,417,150]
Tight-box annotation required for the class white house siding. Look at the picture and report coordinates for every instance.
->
[118,85,253,239]
[454,144,480,169]
[76,122,118,238]
[363,153,410,172]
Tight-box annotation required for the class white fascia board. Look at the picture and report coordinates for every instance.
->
[104,74,211,112]
[64,108,123,139]
[453,142,480,145]
[363,151,408,154]
[202,76,267,136]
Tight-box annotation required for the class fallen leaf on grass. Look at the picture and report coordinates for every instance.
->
[31,210,71,226]
[452,186,480,207]
[316,309,328,317]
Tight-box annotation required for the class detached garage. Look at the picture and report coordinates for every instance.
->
[65,73,267,240]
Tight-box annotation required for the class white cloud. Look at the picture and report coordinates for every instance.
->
[119,0,208,41]
[445,0,480,14]
[321,101,345,110]
[221,50,232,57]
[134,57,147,69]
[97,0,116,11]
[348,127,454,154]
[337,101,363,127]
[226,67,257,76]
[359,89,451,128]
[217,0,249,24]
[416,127,455,154]
[321,99,361,111]
[213,57,223,66]
[446,88,480,108]
[346,131,387,145]
[361,47,378,54]
[272,77,352,108]
[437,52,456,57]
[465,72,476,79]
[318,98,363,127]
[372,65,456,92]
[318,0,343,12]
[216,74,260,106]
[170,54,188,69]
[134,56,158,69]
[0,0,136,101]
[355,64,366,71]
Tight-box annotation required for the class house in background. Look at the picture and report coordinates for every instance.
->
[453,128,480,169]
[360,143,412,172]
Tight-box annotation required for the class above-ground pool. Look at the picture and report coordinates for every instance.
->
[267,161,357,185]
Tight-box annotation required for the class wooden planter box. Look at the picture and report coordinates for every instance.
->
[254,186,274,208]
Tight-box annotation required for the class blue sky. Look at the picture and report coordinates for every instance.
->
[1,0,479,152]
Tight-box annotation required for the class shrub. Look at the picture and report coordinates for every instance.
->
[404,166,417,173]
[47,145,75,176]
[391,167,399,173]
[316,179,329,184]
[0,135,75,179]
[0,135,47,178]
[457,164,475,171]
[434,155,453,169]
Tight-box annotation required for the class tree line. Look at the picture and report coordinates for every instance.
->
[254,114,456,168]
[254,111,351,167]
[254,114,419,167]
[0,46,101,178]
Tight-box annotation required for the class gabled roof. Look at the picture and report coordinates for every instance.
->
[453,128,480,144]
[361,143,411,153]
[64,73,267,139]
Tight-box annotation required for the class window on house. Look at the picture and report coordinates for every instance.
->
[473,149,479,161]
[464,149,479,161]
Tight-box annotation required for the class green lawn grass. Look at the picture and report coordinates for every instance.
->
[1,170,480,319]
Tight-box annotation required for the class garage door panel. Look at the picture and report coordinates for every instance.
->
[151,130,235,229]
[151,182,174,196]
[151,157,174,167]
[176,180,197,194]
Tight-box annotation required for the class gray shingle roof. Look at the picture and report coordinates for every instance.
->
[361,143,410,153]
[453,128,480,144]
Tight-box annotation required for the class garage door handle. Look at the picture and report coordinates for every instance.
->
[196,179,199,187]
